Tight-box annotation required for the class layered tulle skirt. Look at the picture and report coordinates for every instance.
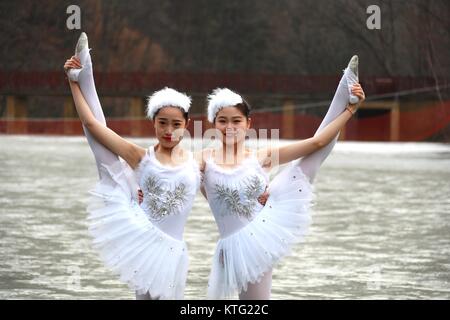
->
[86,160,189,299]
[207,162,314,299]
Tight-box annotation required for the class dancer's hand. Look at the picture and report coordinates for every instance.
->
[63,56,82,74]
[349,83,365,113]
[257,186,269,206]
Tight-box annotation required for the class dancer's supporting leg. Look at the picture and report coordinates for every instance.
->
[238,269,273,300]
[69,34,151,300]
[298,56,358,182]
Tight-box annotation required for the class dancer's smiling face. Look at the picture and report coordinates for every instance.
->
[153,106,189,148]
[214,105,251,145]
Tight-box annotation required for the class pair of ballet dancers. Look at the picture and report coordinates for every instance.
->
[64,32,365,300]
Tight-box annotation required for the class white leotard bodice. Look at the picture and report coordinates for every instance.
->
[202,151,269,238]
[134,145,200,240]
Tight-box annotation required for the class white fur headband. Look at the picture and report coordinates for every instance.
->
[146,87,191,119]
[207,88,243,123]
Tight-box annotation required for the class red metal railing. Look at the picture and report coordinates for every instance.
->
[2,101,449,141]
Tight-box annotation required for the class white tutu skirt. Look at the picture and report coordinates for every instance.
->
[207,162,314,299]
[86,160,189,299]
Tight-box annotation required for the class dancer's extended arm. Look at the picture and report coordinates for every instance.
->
[257,67,364,180]
[258,91,362,169]
[68,79,146,169]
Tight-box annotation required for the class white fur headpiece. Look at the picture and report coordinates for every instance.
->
[207,88,243,123]
[146,87,191,119]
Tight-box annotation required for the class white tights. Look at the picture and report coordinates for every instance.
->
[298,66,358,183]
[239,269,273,300]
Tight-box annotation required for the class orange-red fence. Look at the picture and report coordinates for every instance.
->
[1,100,449,141]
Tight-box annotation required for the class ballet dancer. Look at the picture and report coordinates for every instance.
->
[201,56,365,299]
[64,32,201,299]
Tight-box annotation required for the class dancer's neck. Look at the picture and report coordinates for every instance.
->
[217,141,248,166]
[155,143,174,155]
[154,143,186,166]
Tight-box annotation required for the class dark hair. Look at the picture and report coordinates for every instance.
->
[153,106,189,122]
[214,98,252,123]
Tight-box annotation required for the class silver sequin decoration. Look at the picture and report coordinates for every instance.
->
[142,176,188,221]
[213,175,265,219]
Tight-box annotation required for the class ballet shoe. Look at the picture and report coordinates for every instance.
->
[345,55,359,105]
[348,55,358,78]
[75,32,88,56]
[68,32,90,82]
